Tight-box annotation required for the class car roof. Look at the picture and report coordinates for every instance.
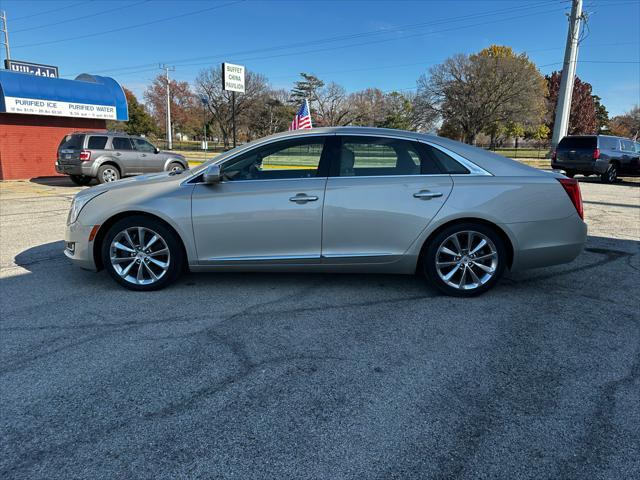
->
[207,126,544,177]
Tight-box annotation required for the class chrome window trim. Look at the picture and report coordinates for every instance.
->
[185,131,493,185]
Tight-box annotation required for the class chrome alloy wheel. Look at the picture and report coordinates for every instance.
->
[170,164,184,173]
[102,167,119,182]
[109,227,170,285]
[435,230,498,291]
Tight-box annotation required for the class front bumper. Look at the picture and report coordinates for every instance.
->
[64,221,98,271]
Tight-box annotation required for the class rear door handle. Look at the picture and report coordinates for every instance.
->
[289,194,319,204]
[413,190,443,199]
[114,152,121,156]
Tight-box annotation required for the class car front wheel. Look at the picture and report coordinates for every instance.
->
[101,216,184,291]
[168,162,184,173]
[424,223,507,297]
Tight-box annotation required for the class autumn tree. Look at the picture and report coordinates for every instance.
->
[415,45,546,144]
[247,89,295,139]
[107,88,157,136]
[544,71,603,136]
[608,105,639,138]
[144,75,200,139]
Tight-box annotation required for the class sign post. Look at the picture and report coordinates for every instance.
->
[222,62,245,148]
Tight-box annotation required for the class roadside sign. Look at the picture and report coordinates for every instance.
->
[221,62,245,93]
[4,59,59,78]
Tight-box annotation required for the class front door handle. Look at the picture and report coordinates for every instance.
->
[289,193,319,204]
[413,190,443,200]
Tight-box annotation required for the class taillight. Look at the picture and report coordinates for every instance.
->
[552,150,557,161]
[79,150,91,161]
[557,178,583,219]
[593,148,600,160]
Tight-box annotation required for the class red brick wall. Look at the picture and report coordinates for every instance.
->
[0,113,107,180]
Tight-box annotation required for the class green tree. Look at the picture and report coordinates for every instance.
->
[107,88,157,136]
[290,73,324,104]
[415,45,546,144]
[378,92,414,130]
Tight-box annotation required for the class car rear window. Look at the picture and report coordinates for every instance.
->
[422,144,469,174]
[58,134,84,150]
[87,136,108,149]
[557,136,597,149]
[112,137,133,150]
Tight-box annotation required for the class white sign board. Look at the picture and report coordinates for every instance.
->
[4,96,117,119]
[222,63,245,93]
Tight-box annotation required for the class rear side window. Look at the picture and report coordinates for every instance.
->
[558,137,597,149]
[112,137,133,150]
[58,134,84,150]
[87,136,108,149]
[337,137,439,176]
[422,144,469,174]
[621,140,634,151]
[599,137,618,150]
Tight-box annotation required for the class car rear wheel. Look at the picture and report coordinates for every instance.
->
[564,170,576,178]
[101,216,184,291]
[424,222,506,297]
[70,175,92,186]
[600,163,617,183]
[168,162,184,173]
[98,165,121,184]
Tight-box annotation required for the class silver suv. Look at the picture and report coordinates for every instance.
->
[55,131,188,185]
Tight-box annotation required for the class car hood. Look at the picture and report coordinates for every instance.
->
[161,150,185,158]
[76,172,184,199]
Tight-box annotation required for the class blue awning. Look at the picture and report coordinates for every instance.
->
[0,70,128,121]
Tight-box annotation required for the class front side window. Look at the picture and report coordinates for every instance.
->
[337,137,437,176]
[133,138,156,152]
[87,136,108,149]
[112,137,133,151]
[222,138,325,181]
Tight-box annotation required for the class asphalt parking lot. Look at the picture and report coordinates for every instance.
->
[1,175,639,480]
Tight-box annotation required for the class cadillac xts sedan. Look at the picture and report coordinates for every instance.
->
[64,127,587,297]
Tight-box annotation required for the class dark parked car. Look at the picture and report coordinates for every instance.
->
[55,132,188,185]
[551,135,640,183]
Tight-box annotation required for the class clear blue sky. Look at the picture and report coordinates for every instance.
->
[1,0,638,116]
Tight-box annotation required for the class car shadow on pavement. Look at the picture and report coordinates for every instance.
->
[575,176,639,187]
[29,176,93,188]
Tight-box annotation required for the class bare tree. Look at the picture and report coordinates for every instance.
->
[315,82,353,126]
[195,67,269,147]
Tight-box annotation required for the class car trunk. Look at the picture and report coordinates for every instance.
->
[57,134,84,164]
[556,136,597,168]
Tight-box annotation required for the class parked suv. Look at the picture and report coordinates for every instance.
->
[55,132,188,185]
[551,135,640,183]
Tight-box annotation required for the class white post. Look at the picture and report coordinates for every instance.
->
[551,0,583,147]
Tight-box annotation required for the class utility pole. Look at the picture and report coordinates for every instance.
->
[159,64,175,150]
[1,11,10,61]
[551,0,583,147]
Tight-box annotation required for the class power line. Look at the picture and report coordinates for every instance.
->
[63,0,568,77]
[12,0,151,34]
[10,1,85,22]
[12,0,246,50]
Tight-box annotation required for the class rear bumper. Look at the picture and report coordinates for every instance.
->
[64,221,98,271]
[509,214,587,272]
[55,161,93,176]
[551,159,608,174]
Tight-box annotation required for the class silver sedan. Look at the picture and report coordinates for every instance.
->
[64,127,587,296]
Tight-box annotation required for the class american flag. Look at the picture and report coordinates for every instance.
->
[289,99,312,130]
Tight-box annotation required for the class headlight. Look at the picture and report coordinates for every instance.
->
[67,190,107,225]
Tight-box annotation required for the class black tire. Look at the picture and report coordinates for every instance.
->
[101,215,184,291]
[168,162,185,173]
[564,170,576,178]
[423,222,507,297]
[97,164,121,184]
[600,163,617,183]
[69,175,93,186]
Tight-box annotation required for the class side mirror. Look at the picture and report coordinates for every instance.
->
[203,164,221,184]
[154,147,160,154]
